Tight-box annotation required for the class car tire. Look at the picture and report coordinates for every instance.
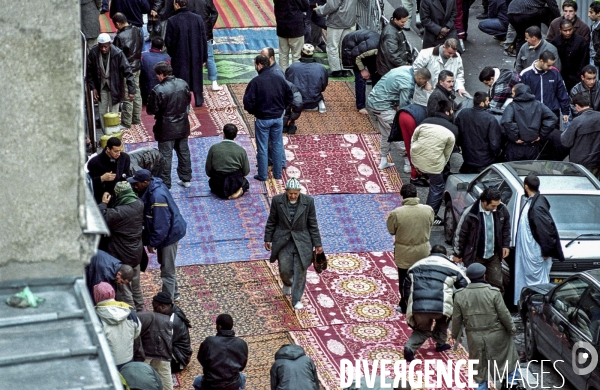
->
[444,200,456,245]
[524,311,541,360]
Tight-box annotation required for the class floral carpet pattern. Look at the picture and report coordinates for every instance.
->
[264,133,402,196]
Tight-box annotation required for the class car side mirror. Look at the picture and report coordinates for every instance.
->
[544,295,551,303]
[457,182,468,191]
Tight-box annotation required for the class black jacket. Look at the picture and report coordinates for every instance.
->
[341,29,380,69]
[110,0,150,27]
[87,150,132,203]
[171,305,193,373]
[244,66,294,119]
[525,192,565,262]
[197,329,249,390]
[137,311,173,361]
[420,0,459,49]
[147,76,191,142]
[87,44,136,106]
[455,106,502,167]
[98,198,144,268]
[570,81,600,115]
[421,112,458,138]
[551,34,590,92]
[454,199,511,266]
[501,84,557,143]
[561,108,600,169]
[274,0,309,38]
[270,345,319,390]
[426,84,456,117]
[376,22,412,76]
[593,24,600,66]
[188,0,219,40]
[114,25,144,72]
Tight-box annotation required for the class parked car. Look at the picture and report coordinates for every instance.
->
[519,270,600,389]
[443,161,600,282]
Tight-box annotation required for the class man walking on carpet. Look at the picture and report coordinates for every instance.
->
[264,178,323,310]
[513,174,564,305]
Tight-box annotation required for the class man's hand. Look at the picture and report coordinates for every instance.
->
[150,10,158,18]
[315,246,324,254]
[360,69,370,80]
[93,89,99,101]
[101,192,111,204]
[101,172,116,182]
[452,255,462,263]
[147,246,156,254]
[502,248,510,258]
[313,3,319,10]
[440,27,450,36]
[563,115,569,124]
[264,242,272,251]
[424,82,433,91]
[516,139,524,144]
[457,89,468,97]
[128,93,135,101]
[203,62,206,67]
[532,137,540,143]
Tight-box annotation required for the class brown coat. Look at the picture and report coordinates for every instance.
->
[386,197,434,269]
[546,16,591,44]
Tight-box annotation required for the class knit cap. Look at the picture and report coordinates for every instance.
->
[302,44,314,56]
[114,181,132,195]
[94,282,115,304]
[286,177,302,190]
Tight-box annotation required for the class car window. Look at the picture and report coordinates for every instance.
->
[545,195,600,234]
[574,288,600,343]
[470,169,504,198]
[551,278,590,318]
[497,180,513,205]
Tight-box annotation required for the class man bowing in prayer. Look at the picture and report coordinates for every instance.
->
[514,174,564,305]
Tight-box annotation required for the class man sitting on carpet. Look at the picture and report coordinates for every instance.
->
[205,124,250,199]
[270,345,320,389]
[194,314,248,390]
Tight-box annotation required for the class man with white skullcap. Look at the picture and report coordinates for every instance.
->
[264,178,323,310]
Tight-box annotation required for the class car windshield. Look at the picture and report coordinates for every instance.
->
[519,176,597,191]
[545,195,600,237]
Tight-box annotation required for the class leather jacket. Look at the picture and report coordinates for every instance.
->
[114,25,143,72]
[147,76,191,142]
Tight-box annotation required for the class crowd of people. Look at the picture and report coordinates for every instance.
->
[78,0,600,388]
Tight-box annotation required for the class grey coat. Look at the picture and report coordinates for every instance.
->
[80,0,102,41]
[264,193,322,268]
[270,345,319,390]
[315,0,358,29]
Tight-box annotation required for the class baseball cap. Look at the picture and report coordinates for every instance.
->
[127,169,152,184]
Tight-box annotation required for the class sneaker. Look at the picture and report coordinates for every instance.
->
[403,347,415,362]
[177,180,191,188]
[410,177,430,187]
[476,12,488,19]
[282,286,291,295]
[435,343,452,352]
[403,158,411,173]
[433,216,443,226]
[211,85,223,91]
[318,100,327,114]
[378,161,395,170]
[294,301,304,310]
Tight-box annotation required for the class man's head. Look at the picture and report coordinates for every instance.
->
[473,91,489,108]
[391,6,409,29]
[112,12,129,30]
[479,187,502,211]
[479,67,496,87]
[511,83,525,97]
[301,43,315,58]
[436,99,453,116]
[559,18,574,40]
[562,0,577,20]
[536,51,556,71]
[572,91,591,112]
[524,26,542,47]
[127,169,153,192]
[466,263,486,280]
[590,2,600,22]
[223,123,238,140]
[442,38,459,59]
[438,70,455,91]
[174,0,188,10]
[414,68,431,87]
[285,177,301,203]
[105,137,122,159]
[260,47,276,65]
[115,264,134,285]
[216,313,234,331]
[580,65,597,90]
[151,36,165,51]
[97,33,112,55]
[152,291,173,315]
[524,173,540,196]
[431,245,447,256]
[93,282,115,304]
[153,61,173,82]
[114,181,134,199]
[400,183,418,199]
[254,54,270,72]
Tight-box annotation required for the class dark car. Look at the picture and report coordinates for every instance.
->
[520,269,600,389]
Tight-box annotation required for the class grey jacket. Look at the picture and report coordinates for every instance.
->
[515,39,561,73]
[315,0,358,29]
[264,193,323,268]
[270,345,319,390]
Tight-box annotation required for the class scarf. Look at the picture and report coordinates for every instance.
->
[114,187,139,207]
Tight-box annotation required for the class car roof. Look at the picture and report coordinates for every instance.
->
[497,161,600,191]
[583,269,600,283]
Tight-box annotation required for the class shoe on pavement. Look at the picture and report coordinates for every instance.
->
[476,12,488,19]
[177,180,191,188]
[403,158,411,173]
[403,347,415,362]
[378,161,395,170]
[435,343,452,352]
[294,301,304,310]
[282,285,291,295]
[433,216,443,226]
[410,177,430,187]
[504,49,517,57]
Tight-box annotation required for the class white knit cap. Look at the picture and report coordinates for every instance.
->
[285,177,302,190]
[97,33,112,44]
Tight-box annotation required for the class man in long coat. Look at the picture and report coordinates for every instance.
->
[165,0,207,107]
[264,178,323,310]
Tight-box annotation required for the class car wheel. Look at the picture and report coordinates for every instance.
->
[444,200,456,245]
[524,311,540,360]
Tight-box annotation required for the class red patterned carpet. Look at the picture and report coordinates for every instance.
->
[264,133,403,196]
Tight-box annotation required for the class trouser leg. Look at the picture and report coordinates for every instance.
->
[326,27,354,72]
[269,118,284,179]
[99,89,119,134]
[425,172,445,215]
[288,36,304,64]
[121,70,141,127]
[158,241,179,302]
[158,140,175,189]
[476,254,504,293]
[405,313,436,351]
[399,112,418,178]
[278,241,296,290]
[397,267,409,312]
[431,315,450,345]
[373,109,396,158]
[291,251,307,306]
[174,137,192,182]
[354,66,366,109]
[279,37,291,71]
[206,40,218,81]
[147,359,174,390]
[115,265,142,310]
[255,119,269,180]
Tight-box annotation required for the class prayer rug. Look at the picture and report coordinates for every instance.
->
[125,135,266,198]
[311,193,401,254]
[144,193,270,267]
[267,252,402,328]
[213,0,276,28]
[290,323,471,390]
[228,82,377,135]
[99,13,116,33]
[213,28,279,54]
[263,134,402,196]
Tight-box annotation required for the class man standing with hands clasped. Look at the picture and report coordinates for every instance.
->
[264,178,323,310]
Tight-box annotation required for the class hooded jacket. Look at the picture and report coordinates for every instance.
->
[520,61,570,115]
[270,345,320,390]
[114,25,144,73]
[197,329,249,390]
[501,84,558,143]
[560,108,600,170]
[140,177,187,248]
[342,29,380,69]
[96,300,141,365]
[147,76,191,142]
[376,21,412,76]
[455,105,502,168]
[314,0,358,29]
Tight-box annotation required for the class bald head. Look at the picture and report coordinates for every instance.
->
[261,47,275,65]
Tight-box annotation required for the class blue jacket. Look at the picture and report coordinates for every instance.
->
[519,62,570,115]
[285,58,328,107]
[85,250,121,299]
[140,49,171,102]
[140,178,187,248]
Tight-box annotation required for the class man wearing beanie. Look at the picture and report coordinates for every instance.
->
[452,263,523,390]
[99,181,145,311]
[264,177,323,310]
